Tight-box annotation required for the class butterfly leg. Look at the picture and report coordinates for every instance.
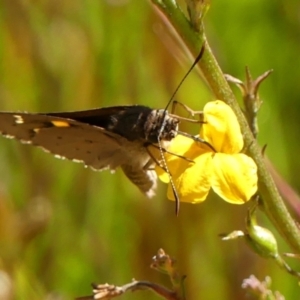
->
[170,100,204,123]
[146,144,193,171]
[146,144,188,216]
[170,101,216,151]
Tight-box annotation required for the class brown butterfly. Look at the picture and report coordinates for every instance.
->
[0,47,205,216]
[0,105,179,199]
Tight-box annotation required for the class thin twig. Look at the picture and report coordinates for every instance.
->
[76,281,179,300]
[76,249,186,300]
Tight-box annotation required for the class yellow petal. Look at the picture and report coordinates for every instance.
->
[168,134,195,154]
[167,152,213,203]
[154,135,200,183]
[211,153,258,204]
[202,100,243,153]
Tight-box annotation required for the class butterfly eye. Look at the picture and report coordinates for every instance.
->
[170,132,176,139]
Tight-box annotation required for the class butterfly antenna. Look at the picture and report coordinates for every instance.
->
[157,138,180,216]
[164,44,205,111]
[158,44,205,215]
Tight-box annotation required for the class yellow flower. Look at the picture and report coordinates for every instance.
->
[156,100,258,204]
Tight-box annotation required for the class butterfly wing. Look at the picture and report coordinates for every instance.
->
[0,112,157,196]
[0,112,128,170]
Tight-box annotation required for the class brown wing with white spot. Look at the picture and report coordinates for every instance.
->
[0,112,158,197]
[0,112,132,171]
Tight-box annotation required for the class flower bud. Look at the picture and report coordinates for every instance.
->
[246,206,279,259]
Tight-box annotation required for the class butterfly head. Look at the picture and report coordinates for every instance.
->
[145,109,179,144]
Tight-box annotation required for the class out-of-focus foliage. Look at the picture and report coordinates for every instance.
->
[0,0,300,299]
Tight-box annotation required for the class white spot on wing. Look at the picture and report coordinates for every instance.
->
[41,148,50,154]
[2,134,15,139]
[72,159,83,163]
[13,115,24,124]
[90,166,110,172]
[54,154,65,160]
[20,139,32,145]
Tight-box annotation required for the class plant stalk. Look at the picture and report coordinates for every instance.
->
[152,0,300,252]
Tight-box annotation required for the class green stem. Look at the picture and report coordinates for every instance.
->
[151,0,300,251]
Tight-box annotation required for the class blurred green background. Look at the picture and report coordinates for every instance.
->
[0,0,300,299]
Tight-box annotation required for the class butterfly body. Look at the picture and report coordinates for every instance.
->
[0,105,179,197]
